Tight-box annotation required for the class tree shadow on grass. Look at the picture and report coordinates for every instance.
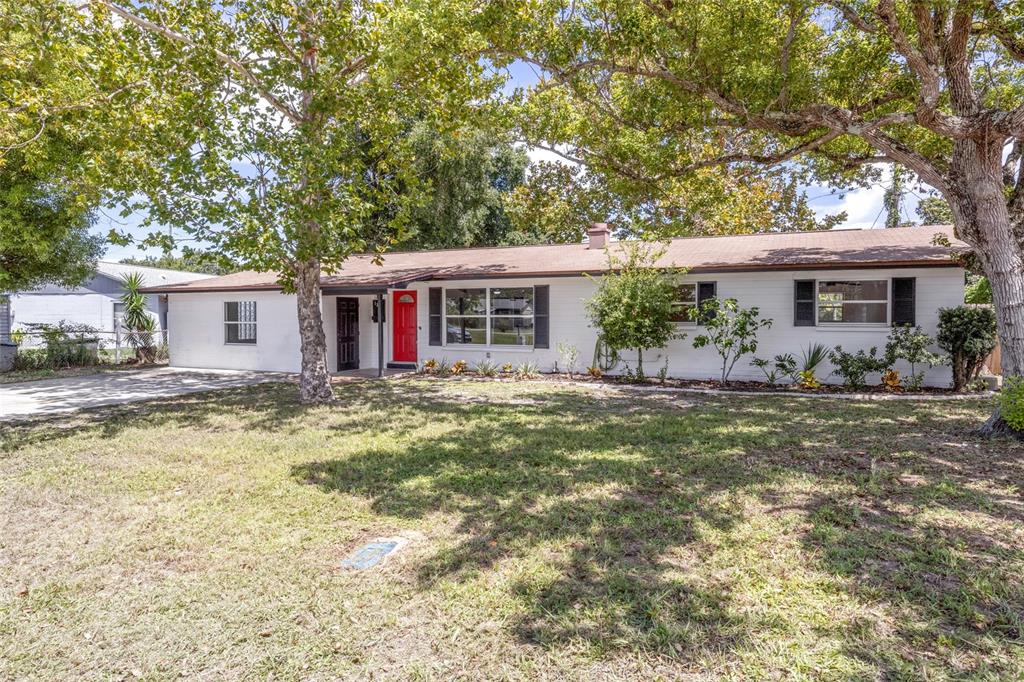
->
[296,385,761,658]
[293,380,1024,672]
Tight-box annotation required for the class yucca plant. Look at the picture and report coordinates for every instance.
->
[796,342,830,385]
[474,360,498,377]
[119,272,157,363]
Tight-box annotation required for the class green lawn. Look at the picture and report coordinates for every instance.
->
[1,379,1022,680]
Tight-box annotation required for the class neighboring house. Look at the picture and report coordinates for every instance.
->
[10,261,215,343]
[142,225,968,387]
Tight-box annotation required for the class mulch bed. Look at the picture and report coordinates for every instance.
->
[405,371,988,396]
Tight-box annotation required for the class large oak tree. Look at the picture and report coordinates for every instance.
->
[496,0,1024,432]
[87,0,494,402]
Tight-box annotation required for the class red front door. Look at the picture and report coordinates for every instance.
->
[392,291,417,363]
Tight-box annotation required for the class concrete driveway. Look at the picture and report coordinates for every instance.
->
[0,367,289,422]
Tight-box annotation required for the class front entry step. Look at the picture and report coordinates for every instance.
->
[386,362,417,370]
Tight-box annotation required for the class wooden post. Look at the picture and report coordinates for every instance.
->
[377,292,384,378]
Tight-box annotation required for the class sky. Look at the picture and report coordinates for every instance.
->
[93,59,920,262]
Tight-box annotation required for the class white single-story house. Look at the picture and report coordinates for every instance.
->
[142,225,968,387]
[10,261,215,344]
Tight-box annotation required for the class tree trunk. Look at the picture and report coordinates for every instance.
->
[295,258,333,404]
[944,137,1024,436]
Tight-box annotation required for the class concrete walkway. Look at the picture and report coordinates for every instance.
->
[0,367,289,422]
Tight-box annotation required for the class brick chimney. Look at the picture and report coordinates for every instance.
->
[587,222,610,249]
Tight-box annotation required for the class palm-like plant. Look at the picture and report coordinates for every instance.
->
[119,272,157,363]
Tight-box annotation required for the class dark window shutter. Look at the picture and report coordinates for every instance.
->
[428,287,442,346]
[534,285,550,348]
[892,277,916,327]
[794,280,816,326]
[696,281,717,325]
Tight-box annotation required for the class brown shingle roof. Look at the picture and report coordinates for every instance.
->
[141,225,966,294]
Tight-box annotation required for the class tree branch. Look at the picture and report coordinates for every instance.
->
[825,0,878,33]
[861,128,950,195]
[982,0,1024,61]
[97,1,302,125]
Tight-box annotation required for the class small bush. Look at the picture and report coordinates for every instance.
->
[797,369,821,390]
[691,298,773,383]
[886,325,943,391]
[795,343,830,388]
[421,358,438,373]
[18,321,99,369]
[828,346,889,390]
[586,242,684,377]
[557,342,579,377]
[937,306,998,391]
[515,361,539,379]
[751,353,797,385]
[451,359,468,375]
[475,360,498,377]
[501,362,513,374]
[881,369,902,392]
[587,366,602,379]
[13,348,48,371]
[997,376,1024,431]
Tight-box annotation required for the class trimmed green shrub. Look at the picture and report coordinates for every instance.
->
[937,306,998,391]
[997,376,1024,431]
[828,345,888,390]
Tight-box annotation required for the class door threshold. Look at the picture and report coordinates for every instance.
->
[386,362,417,370]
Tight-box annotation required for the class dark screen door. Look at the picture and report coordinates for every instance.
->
[336,298,359,370]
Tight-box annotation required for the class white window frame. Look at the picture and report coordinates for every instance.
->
[443,286,536,348]
[816,279,890,326]
[224,300,258,345]
[112,301,126,332]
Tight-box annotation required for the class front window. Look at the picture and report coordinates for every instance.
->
[445,288,487,345]
[490,287,534,345]
[445,287,535,346]
[225,301,257,344]
[817,281,888,324]
[670,283,697,323]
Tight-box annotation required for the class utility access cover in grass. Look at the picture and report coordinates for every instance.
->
[340,538,405,570]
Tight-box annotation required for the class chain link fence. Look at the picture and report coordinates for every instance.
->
[8,328,170,368]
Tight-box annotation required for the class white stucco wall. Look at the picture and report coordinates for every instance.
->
[165,266,965,387]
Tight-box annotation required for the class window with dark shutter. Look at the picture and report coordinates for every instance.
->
[794,280,815,326]
[696,281,717,325]
[428,287,442,346]
[534,285,550,348]
[892,277,916,327]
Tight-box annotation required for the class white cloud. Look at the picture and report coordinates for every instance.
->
[807,163,925,230]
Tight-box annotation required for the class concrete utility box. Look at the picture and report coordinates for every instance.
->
[0,342,16,373]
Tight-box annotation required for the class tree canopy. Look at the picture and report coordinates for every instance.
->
[391,124,529,250]
[79,0,498,401]
[119,252,240,276]
[493,0,1024,433]
[0,2,105,293]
